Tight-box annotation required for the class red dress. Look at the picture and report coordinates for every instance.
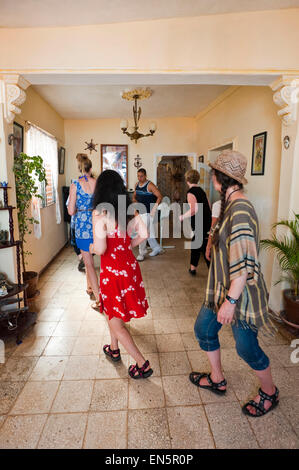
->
[99,226,149,322]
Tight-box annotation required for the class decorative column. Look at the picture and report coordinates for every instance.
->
[0,74,30,282]
[269,76,299,313]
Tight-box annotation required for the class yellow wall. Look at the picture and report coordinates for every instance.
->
[1,9,299,73]
[64,117,196,189]
[15,86,67,274]
[195,86,282,287]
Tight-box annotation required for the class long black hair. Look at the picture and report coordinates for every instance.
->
[93,170,131,227]
[212,169,243,248]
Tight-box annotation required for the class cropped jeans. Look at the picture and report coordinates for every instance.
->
[194,305,270,371]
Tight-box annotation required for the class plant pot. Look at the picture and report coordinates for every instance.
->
[23,271,39,299]
[283,289,299,325]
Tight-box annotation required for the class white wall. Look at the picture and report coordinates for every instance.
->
[64,117,196,189]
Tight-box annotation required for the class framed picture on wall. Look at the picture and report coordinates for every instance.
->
[58,147,65,174]
[198,155,204,163]
[101,144,128,186]
[13,122,24,158]
[251,131,267,176]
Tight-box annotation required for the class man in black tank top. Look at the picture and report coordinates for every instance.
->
[133,168,163,261]
[180,169,211,275]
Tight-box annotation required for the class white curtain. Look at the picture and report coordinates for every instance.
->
[26,124,61,226]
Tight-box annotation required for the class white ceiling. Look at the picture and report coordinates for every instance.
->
[32,84,229,119]
[1,0,299,27]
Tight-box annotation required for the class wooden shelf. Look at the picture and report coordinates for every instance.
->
[0,283,27,301]
[0,241,20,250]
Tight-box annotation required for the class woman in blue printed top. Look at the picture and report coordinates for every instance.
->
[68,154,99,307]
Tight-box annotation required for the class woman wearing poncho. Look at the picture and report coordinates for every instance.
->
[189,150,279,418]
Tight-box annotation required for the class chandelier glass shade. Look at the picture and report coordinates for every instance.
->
[120,88,157,144]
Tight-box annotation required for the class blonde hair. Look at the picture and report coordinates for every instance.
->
[76,153,92,174]
[185,169,200,184]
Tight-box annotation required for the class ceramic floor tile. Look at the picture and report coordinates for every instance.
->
[168,292,192,306]
[167,406,214,449]
[12,336,50,357]
[149,297,171,308]
[129,318,155,336]
[72,336,103,356]
[181,332,200,351]
[43,336,76,356]
[156,334,185,352]
[0,414,48,449]
[176,318,196,333]
[10,381,59,415]
[129,377,165,409]
[163,375,201,406]
[51,380,94,413]
[150,307,176,320]
[205,402,259,449]
[249,406,299,448]
[132,335,158,353]
[267,345,299,368]
[0,357,39,382]
[32,322,58,337]
[84,411,127,449]
[159,351,191,376]
[52,321,82,337]
[153,319,179,335]
[63,356,99,380]
[0,381,26,414]
[29,356,68,381]
[128,409,171,449]
[172,305,198,319]
[187,350,212,372]
[91,379,128,412]
[38,413,87,449]
[37,308,65,322]
[279,396,299,437]
[96,354,129,379]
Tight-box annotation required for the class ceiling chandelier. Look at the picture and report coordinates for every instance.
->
[120,88,157,144]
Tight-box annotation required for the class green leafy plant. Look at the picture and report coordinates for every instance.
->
[13,152,47,273]
[260,213,299,297]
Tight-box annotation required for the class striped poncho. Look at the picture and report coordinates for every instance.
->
[205,199,276,333]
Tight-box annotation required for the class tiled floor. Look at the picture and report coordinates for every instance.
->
[0,239,298,449]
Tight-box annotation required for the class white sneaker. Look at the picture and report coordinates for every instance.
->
[149,246,163,257]
[136,254,145,261]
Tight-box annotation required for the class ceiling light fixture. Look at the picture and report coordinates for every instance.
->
[120,88,157,144]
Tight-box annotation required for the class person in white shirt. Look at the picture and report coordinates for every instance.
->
[205,199,221,261]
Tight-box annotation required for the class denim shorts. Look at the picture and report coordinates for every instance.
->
[194,305,270,371]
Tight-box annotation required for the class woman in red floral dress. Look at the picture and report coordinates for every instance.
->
[90,170,153,379]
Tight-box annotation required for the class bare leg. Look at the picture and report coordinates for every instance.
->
[245,365,278,415]
[108,316,149,369]
[107,321,119,357]
[81,251,99,302]
[193,348,226,390]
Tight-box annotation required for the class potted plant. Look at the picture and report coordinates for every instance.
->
[260,213,299,326]
[13,152,47,298]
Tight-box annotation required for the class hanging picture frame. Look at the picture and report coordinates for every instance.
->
[251,131,267,176]
[13,122,24,158]
[101,144,128,186]
[58,147,65,175]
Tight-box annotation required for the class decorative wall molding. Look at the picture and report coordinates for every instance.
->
[271,76,299,125]
[0,75,30,123]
